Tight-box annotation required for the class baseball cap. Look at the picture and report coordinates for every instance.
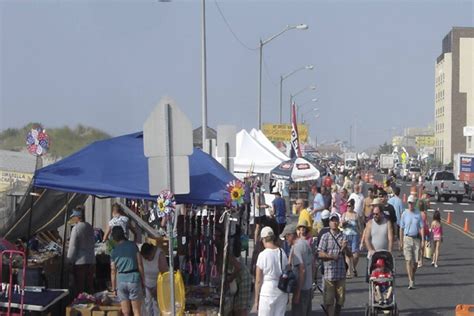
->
[260,226,274,239]
[297,219,309,229]
[321,209,331,220]
[329,213,340,221]
[407,195,416,204]
[371,198,382,206]
[70,209,82,218]
[280,223,297,239]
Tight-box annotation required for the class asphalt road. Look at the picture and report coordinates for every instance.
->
[279,177,474,315]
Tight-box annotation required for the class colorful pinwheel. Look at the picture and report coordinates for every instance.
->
[26,125,50,156]
[156,190,176,217]
[225,180,245,208]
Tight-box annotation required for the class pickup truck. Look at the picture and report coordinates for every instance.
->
[424,171,466,202]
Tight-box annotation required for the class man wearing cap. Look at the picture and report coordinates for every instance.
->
[67,205,96,295]
[281,223,313,316]
[318,213,352,316]
[400,195,424,289]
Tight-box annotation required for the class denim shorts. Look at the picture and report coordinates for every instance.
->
[117,282,143,301]
[346,234,360,253]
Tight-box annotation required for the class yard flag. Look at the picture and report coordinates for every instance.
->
[290,102,302,158]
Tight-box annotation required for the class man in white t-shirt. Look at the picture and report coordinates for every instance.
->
[349,184,364,220]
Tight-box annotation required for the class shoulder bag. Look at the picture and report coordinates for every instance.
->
[277,248,297,293]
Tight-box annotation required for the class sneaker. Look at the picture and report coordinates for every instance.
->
[417,262,423,268]
[434,264,439,268]
[431,261,435,266]
[408,281,415,289]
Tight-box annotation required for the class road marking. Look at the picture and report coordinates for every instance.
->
[443,202,453,205]
[460,203,470,206]
[463,210,474,213]
[427,209,435,212]
[442,219,474,239]
[443,210,454,213]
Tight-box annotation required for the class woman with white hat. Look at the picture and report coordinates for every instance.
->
[251,227,288,316]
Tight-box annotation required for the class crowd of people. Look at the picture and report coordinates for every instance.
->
[65,169,445,316]
[249,170,445,316]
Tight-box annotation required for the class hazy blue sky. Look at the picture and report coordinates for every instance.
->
[1,0,472,150]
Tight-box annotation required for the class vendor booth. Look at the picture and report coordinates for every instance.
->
[1,132,243,315]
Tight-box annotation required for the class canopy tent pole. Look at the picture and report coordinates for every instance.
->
[218,209,231,316]
[26,156,41,259]
[60,193,70,289]
[91,196,96,228]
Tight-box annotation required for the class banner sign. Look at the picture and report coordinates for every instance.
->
[290,103,302,158]
[262,124,308,142]
[415,136,435,148]
[459,156,474,181]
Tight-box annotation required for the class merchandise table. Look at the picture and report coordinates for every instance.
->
[0,289,69,312]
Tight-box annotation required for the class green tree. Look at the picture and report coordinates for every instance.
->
[376,142,393,155]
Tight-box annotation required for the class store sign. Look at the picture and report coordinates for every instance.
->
[415,136,435,147]
[463,126,474,136]
[262,124,308,142]
[459,156,474,181]
[0,170,33,193]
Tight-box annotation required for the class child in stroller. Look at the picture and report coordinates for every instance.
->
[370,258,393,305]
[366,251,398,315]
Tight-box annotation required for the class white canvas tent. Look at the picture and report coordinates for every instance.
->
[231,129,285,174]
[249,129,289,161]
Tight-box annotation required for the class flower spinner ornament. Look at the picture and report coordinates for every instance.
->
[225,180,245,208]
[26,125,50,156]
[156,190,176,217]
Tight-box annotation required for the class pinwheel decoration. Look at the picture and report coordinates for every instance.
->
[26,125,50,156]
[156,190,176,217]
[225,180,245,208]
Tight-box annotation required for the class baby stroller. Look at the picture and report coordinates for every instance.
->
[365,251,399,316]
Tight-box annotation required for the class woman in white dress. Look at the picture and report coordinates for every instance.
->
[140,243,168,315]
[251,227,288,316]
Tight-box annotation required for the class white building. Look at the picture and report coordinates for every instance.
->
[434,27,474,164]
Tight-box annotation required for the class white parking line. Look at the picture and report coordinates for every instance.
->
[431,202,437,205]
[443,202,453,205]
[460,203,470,206]
[427,209,435,212]
[463,210,474,213]
[443,210,454,213]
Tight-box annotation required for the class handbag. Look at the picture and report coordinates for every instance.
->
[424,241,433,259]
[277,248,297,293]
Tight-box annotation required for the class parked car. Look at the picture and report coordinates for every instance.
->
[424,171,466,202]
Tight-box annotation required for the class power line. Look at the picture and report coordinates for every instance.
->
[214,0,258,51]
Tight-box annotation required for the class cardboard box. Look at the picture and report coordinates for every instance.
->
[92,305,121,316]
[65,304,95,316]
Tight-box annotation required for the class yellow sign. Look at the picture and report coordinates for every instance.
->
[392,136,403,146]
[401,152,407,163]
[262,124,308,142]
[415,136,435,147]
[0,170,33,193]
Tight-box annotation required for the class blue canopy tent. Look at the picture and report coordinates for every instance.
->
[34,132,236,204]
[2,132,236,241]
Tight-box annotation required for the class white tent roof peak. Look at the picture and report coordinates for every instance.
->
[249,129,289,161]
[232,129,284,174]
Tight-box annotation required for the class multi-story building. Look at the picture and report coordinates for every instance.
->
[435,27,474,164]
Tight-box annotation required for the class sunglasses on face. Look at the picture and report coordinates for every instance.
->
[373,213,381,216]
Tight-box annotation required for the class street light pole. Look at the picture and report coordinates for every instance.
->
[279,65,314,124]
[257,24,308,129]
[289,84,316,122]
[201,0,208,149]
